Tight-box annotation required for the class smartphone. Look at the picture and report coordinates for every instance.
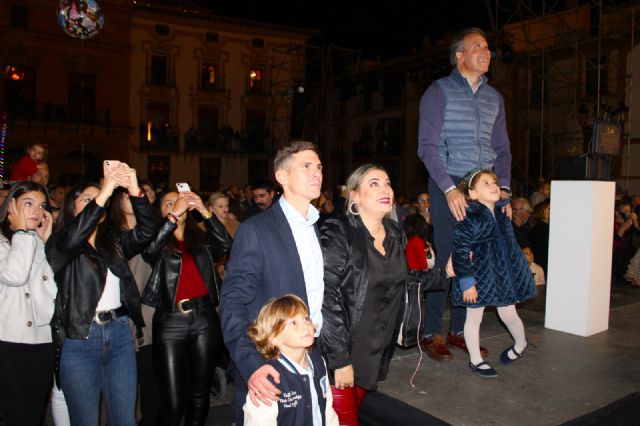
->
[105,160,120,170]
[176,182,191,193]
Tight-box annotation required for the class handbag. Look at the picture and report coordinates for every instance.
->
[420,266,449,292]
[425,243,436,270]
[396,268,450,348]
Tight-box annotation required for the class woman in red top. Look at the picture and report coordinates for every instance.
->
[141,190,231,425]
[403,214,432,271]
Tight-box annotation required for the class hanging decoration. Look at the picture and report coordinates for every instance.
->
[57,0,105,39]
[0,113,7,183]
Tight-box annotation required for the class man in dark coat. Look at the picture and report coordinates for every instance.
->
[220,141,324,424]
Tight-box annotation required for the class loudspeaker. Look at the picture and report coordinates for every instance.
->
[592,119,621,156]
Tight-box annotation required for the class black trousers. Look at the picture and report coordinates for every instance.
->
[0,340,55,426]
[137,344,161,426]
[422,177,466,336]
[152,305,223,426]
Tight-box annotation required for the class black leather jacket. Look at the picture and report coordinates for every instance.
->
[46,195,154,340]
[141,215,231,311]
[319,214,406,371]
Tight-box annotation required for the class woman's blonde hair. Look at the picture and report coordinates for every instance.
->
[345,163,387,215]
[207,191,227,208]
[247,294,313,360]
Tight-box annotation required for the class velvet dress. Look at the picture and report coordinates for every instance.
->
[451,199,536,308]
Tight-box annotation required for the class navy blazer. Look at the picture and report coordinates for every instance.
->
[220,200,311,383]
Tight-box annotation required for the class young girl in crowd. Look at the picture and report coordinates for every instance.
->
[0,181,56,426]
[244,294,338,426]
[46,162,154,425]
[451,169,536,378]
[403,213,432,272]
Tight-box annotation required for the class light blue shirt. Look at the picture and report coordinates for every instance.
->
[279,196,324,334]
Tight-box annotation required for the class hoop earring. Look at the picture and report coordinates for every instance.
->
[348,201,359,216]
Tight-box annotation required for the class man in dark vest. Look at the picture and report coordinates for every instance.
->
[417,27,513,362]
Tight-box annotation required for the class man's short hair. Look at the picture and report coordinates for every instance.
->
[251,179,276,193]
[450,27,487,66]
[273,140,317,172]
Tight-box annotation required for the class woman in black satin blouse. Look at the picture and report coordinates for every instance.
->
[319,163,407,426]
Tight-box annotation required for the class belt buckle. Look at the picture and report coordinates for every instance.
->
[95,309,115,325]
[176,299,193,315]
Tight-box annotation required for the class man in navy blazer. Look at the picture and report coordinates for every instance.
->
[220,140,324,422]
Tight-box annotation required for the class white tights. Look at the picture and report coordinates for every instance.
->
[464,305,527,365]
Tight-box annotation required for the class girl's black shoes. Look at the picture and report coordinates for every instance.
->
[468,361,498,378]
[500,341,534,364]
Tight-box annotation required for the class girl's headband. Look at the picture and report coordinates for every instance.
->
[462,168,486,188]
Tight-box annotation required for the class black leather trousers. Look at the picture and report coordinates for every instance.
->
[152,301,223,426]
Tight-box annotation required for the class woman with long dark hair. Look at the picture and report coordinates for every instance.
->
[141,189,231,425]
[320,164,407,425]
[110,187,159,425]
[0,181,56,426]
[46,162,154,425]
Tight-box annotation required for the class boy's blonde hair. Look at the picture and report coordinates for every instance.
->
[247,294,314,360]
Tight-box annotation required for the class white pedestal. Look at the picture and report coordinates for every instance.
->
[544,180,615,337]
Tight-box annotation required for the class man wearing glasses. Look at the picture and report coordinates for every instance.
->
[415,192,431,225]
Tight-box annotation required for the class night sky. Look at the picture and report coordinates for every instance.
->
[195,1,492,59]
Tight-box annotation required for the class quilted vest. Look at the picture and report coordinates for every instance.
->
[436,69,501,178]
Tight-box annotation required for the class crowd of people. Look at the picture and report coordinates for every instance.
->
[1,27,639,426]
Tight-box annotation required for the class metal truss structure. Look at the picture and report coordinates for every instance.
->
[486,0,639,192]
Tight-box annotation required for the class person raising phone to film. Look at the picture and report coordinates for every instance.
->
[141,183,231,425]
[46,161,154,425]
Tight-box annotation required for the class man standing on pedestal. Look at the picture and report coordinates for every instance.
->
[417,27,513,361]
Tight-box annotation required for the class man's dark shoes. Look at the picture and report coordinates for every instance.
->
[468,361,498,378]
[419,335,453,361]
[500,341,533,364]
[447,331,489,357]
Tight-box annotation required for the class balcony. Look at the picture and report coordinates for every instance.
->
[5,101,113,129]
[352,137,403,158]
[184,127,274,155]
[139,124,179,150]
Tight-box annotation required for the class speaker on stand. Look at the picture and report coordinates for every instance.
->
[555,119,621,180]
[586,119,621,180]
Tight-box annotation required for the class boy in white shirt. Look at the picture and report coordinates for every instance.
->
[523,246,545,286]
[243,294,338,426]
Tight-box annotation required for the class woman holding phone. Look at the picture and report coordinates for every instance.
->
[46,161,154,425]
[0,181,56,426]
[141,188,231,425]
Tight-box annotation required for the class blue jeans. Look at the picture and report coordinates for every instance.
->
[60,315,137,426]
[422,178,466,336]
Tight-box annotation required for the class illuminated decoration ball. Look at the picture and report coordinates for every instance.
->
[57,0,105,39]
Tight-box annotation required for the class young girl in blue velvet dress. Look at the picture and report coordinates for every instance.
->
[451,169,537,378]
